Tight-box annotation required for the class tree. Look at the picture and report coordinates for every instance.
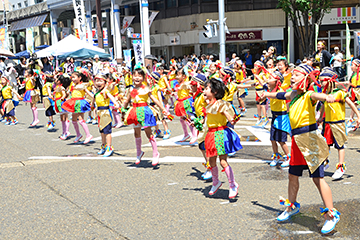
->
[278,0,332,57]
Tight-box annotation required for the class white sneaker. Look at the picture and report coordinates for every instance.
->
[332,165,345,180]
[83,135,93,144]
[255,118,263,126]
[73,135,83,143]
[202,170,212,180]
[270,153,282,167]
[321,210,340,234]
[136,151,144,165]
[152,152,160,166]
[277,203,300,221]
[229,183,239,199]
[209,181,222,195]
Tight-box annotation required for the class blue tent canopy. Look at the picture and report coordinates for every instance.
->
[58,48,111,60]
[35,45,50,50]
[8,50,30,59]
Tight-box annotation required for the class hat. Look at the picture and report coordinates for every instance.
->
[294,64,315,75]
[66,57,70,61]
[94,74,108,82]
[150,71,161,82]
[319,67,337,81]
[272,70,284,83]
[254,60,265,68]
[94,55,99,59]
[352,59,360,66]
[209,55,214,59]
[222,67,235,78]
[334,46,339,50]
[7,63,14,68]
[192,73,207,86]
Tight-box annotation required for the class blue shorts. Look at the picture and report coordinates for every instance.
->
[100,123,112,134]
[256,98,268,105]
[270,123,288,142]
[237,92,247,98]
[198,141,205,151]
[289,164,325,178]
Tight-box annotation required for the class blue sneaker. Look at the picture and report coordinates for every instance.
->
[86,116,93,124]
[255,118,263,126]
[10,120,17,126]
[5,120,11,125]
[346,119,355,128]
[270,153,282,167]
[261,117,269,128]
[321,208,340,234]
[48,121,56,130]
[98,144,106,155]
[277,202,300,221]
[154,129,161,138]
[281,154,291,167]
[103,146,114,157]
[163,130,171,140]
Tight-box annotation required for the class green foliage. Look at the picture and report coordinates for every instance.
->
[278,0,332,57]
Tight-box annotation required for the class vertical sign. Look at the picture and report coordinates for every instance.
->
[148,11,159,27]
[72,0,86,40]
[26,27,34,54]
[123,49,132,70]
[132,40,143,64]
[0,26,6,49]
[354,31,360,56]
[346,23,351,80]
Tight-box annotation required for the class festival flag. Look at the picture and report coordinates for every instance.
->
[346,23,351,79]
[315,23,319,52]
[72,0,86,40]
[132,40,143,64]
[354,31,360,56]
[121,16,135,34]
[123,49,132,70]
[149,11,159,28]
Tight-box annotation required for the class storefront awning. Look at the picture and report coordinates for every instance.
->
[10,14,48,32]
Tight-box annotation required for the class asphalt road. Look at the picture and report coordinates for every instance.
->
[1,90,360,239]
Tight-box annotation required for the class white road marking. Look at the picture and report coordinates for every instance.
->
[92,129,133,141]
[168,182,178,185]
[27,155,271,164]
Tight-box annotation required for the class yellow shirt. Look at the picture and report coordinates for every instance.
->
[324,89,346,122]
[95,89,110,107]
[1,85,13,99]
[177,81,192,99]
[350,73,360,86]
[289,91,316,129]
[54,85,65,99]
[168,72,176,80]
[235,71,244,83]
[42,82,53,96]
[158,75,167,90]
[125,73,133,87]
[25,78,35,90]
[87,80,94,91]
[223,82,238,102]
[131,85,150,103]
[206,100,234,128]
[281,72,292,90]
[71,82,87,98]
[270,88,287,112]
[254,73,266,90]
[194,93,207,117]
[151,85,161,101]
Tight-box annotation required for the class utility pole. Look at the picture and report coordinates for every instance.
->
[95,0,103,48]
[141,0,151,56]
[218,0,225,63]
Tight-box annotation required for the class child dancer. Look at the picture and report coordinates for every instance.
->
[1,77,21,125]
[157,65,172,112]
[234,60,248,116]
[23,69,40,126]
[252,61,269,127]
[122,68,169,166]
[150,71,171,140]
[262,64,340,234]
[174,68,197,144]
[54,74,72,140]
[345,59,360,128]
[42,72,56,130]
[266,71,291,167]
[106,73,123,128]
[204,78,242,199]
[62,71,93,144]
[93,75,119,157]
[318,68,360,179]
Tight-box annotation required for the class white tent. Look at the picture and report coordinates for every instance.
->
[36,35,105,58]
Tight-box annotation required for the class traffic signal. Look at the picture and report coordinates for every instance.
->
[203,24,212,38]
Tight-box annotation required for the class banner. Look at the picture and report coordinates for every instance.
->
[123,49,132,70]
[315,23,319,52]
[149,11,159,28]
[132,40,143,64]
[354,31,360,57]
[121,16,135,34]
[72,0,86,40]
[26,27,34,54]
[346,23,351,80]
[0,26,7,49]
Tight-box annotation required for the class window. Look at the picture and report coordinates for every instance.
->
[192,0,198,3]
[179,0,189,6]
[24,1,28,7]
[166,0,176,8]
[18,3,22,8]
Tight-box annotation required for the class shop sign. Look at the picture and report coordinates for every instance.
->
[322,7,359,24]
[226,30,262,42]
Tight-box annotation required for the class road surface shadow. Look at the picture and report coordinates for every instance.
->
[182,185,238,202]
